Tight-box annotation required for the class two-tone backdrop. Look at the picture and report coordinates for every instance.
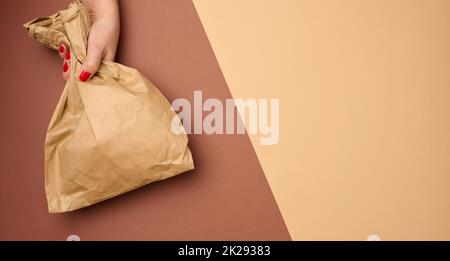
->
[1,0,449,240]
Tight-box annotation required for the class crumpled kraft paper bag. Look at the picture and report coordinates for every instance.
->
[24,1,194,213]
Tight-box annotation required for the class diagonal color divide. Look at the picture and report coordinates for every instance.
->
[0,0,290,240]
[193,0,450,240]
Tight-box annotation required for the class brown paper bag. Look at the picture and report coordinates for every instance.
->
[24,1,194,213]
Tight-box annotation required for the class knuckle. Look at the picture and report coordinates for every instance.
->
[84,60,99,71]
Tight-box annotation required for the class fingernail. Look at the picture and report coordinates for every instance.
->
[79,70,91,82]
[63,62,69,72]
[59,45,65,53]
[65,50,70,60]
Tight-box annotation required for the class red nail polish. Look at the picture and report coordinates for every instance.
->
[79,71,91,82]
[65,50,70,60]
[59,45,65,53]
[63,62,69,72]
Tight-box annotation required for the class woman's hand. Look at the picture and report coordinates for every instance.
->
[58,0,120,82]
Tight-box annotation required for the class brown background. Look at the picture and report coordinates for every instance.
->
[0,0,290,240]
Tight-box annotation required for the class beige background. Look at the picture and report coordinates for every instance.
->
[194,0,450,240]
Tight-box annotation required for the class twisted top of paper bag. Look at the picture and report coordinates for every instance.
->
[23,0,91,65]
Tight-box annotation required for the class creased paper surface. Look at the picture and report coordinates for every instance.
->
[24,1,194,213]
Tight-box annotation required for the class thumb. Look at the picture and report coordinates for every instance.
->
[79,45,103,82]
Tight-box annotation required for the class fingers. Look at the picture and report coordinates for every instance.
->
[58,43,109,82]
[58,44,65,59]
[79,43,103,82]
[58,44,70,81]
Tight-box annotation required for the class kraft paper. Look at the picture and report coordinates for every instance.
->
[24,1,194,213]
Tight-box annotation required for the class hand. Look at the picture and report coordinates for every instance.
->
[58,0,120,82]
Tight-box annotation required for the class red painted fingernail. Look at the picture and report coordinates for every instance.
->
[59,45,65,53]
[63,62,68,72]
[65,50,70,60]
[79,70,91,82]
